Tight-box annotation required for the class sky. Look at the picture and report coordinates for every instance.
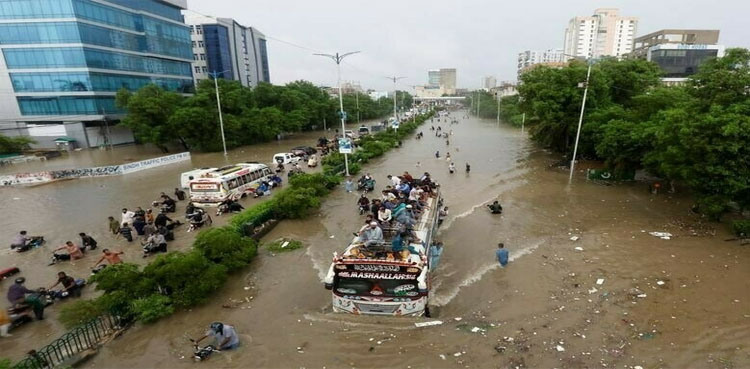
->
[186,0,749,92]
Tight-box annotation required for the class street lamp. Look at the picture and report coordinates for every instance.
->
[314,51,360,176]
[560,53,594,184]
[208,70,231,158]
[385,76,406,121]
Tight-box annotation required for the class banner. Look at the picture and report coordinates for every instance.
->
[1,152,191,187]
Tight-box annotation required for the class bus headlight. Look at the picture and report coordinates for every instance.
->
[406,267,419,273]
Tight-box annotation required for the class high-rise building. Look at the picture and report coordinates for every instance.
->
[0,0,194,148]
[629,29,724,84]
[185,14,269,87]
[427,70,440,87]
[517,49,565,78]
[482,76,497,90]
[439,68,456,95]
[563,8,638,59]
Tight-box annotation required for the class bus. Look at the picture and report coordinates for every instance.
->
[188,163,273,206]
[323,190,443,316]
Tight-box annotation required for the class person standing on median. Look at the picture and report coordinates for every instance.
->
[496,243,509,267]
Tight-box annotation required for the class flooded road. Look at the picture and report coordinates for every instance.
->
[3,113,749,368]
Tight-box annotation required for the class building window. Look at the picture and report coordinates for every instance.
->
[193,53,198,60]
[198,41,204,47]
[192,41,196,47]
[200,54,205,60]
[202,66,207,73]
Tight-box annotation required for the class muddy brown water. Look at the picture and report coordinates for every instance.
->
[2,114,749,368]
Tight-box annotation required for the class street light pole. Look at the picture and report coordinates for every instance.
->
[568,61,592,183]
[355,90,360,124]
[209,70,230,158]
[314,51,360,177]
[385,76,406,121]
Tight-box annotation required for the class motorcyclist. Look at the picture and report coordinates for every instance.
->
[275,162,285,173]
[487,200,503,214]
[159,195,176,213]
[7,278,45,320]
[10,231,40,252]
[174,187,186,201]
[357,194,370,213]
[142,232,167,257]
[47,272,83,299]
[154,210,172,228]
[79,232,97,251]
[254,182,269,198]
[269,175,282,187]
[196,322,240,351]
[185,202,196,216]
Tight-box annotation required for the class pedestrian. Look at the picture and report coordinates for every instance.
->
[345,178,353,193]
[446,139,450,146]
[416,161,421,167]
[446,152,451,161]
[79,232,97,251]
[93,249,124,268]
[174,187,186,201]
[465,163,471,173]
[107,216,120,235]
[449,162,456,174]
[435,151,440,158]
[496,243,509,267]
[145,209,155,224]
[120,208,135,227]
[117,222,133,242]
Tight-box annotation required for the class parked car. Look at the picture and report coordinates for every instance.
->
[290,146,317,157]
[272,153,300,166]
[344,130,357,139]
[358,126,370,136]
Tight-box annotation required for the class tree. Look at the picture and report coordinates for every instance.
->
[116,85,184,152]
[0,134,35,154]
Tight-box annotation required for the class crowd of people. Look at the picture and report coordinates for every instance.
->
[346,170,447,261]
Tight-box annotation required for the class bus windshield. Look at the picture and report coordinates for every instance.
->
[190,182,220,193]
[334,278,420,298]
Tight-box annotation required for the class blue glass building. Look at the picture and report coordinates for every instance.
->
[0,0,194,148]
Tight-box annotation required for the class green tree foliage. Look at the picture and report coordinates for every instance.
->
[116,85,185,152]
[193,227,257,271]
[0,134,35,154]
[130,295,174,323]
[513,48,750,219]
[142,251,227,307]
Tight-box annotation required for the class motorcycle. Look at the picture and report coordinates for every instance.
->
[45,279,86,300]
[152,201,176,213]
[357,178,375,193]
[12,237,45,253]
[188,338,220,361]
[186,210,213,232]
[0,267,20,280]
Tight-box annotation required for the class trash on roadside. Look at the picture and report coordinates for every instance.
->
[454,317,463,321]
[570,236,580,241]
[470,327,483,333]
[281,241,290,248]
[439,354,446,360]
[556,345,565,352]
[656,280,665,286]
[637,294,647,298]
[649,231,672,240]
[596,278,605,285]
[414,320,443,328]
[588,287,598,294]
[574,246,584,251]
[453,352,462,357]
[329,235,335,238]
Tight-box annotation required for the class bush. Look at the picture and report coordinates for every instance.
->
[273,187,321,219]
[194,226,258,271]
[0,358,11,369]
[143,251,227,307]
[289,173,339,196]
[266,239,303,253]
[695,195,730,221]
[58,299,106,329]
[90,263,153,295]
[732,220,750,237]
[131,295,174,323]
[229,200,276,230]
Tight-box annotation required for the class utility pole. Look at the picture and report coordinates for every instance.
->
[496,93,500,123]
[208,70,230,158]
[355,90,360,124]
[385,76,406,121]
[521,113,525,133]
[568,61,592,184]
[477,90,481,117]
[314,51,360,176]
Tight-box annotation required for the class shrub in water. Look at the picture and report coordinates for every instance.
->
[130,295,175,323]
[732,220,750,237]
[143,251,227,307]
[194,226,258,271]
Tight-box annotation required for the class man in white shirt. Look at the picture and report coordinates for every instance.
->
[121,208,135,227]
[388,174,401,187]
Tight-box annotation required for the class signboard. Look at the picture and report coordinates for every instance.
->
[335,264,420,280]
[338,138,353,154]
[121,152,191,174]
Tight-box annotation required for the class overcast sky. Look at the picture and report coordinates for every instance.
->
[186,0,749,92]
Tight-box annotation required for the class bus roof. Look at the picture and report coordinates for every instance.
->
[201,162,268,179]
[333,192,440,270]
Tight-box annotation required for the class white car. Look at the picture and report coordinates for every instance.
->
[344,130,357,139]
[273,153,300,166]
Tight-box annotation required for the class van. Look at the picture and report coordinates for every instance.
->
[358,126,370,136]
[272,153,300,166]
[180,168,217,189]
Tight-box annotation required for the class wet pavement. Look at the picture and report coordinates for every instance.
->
[2,113,749,368]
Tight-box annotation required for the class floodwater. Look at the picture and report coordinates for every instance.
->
[3,113,749,368]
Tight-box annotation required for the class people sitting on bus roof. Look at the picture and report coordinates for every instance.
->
[396,205,417,227]
[402,171,414,183]
[387,174,401,187]
[378,206,392,224]
[359,222,384,247]
[396,182,410,196]
[370,199,381,219]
